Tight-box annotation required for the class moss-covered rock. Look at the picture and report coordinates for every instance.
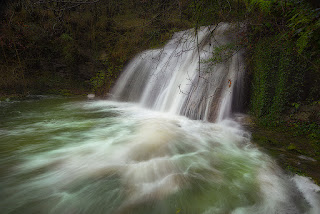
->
[243,115,320,185]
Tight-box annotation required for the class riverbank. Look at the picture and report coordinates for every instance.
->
[0,84,90,101]
[242,115,320,185]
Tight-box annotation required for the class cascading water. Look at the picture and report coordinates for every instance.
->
[111,24,245,121]
[0,24,319,214]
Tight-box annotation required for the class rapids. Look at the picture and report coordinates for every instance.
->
[0,24,319,214]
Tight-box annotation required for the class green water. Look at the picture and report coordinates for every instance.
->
[0,97,317,214]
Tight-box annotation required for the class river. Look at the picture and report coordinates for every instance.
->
[0,24,319,214]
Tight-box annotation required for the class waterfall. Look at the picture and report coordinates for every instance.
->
[1,24,319,214]
[111,23,245,121]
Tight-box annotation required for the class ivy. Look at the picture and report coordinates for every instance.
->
[250,35,309,120]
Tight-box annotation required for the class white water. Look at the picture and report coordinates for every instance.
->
[1,24,319,214]
[112,24,245,121]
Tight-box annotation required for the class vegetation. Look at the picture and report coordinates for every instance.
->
[239,0,320,182]
[187,0,319,141]
[0,0,192,97]
[245,0,320,143]
[0,0,319,179]
[184,0,319,182]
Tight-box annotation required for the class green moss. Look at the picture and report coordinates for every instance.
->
[250,120,320,184]
[287,143,297,151]
[285,165,306,177]
[250,36,310,120]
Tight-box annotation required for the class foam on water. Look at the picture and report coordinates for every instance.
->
[1,100,319,214]
[111,24,245,121]
[1,23,319,213]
